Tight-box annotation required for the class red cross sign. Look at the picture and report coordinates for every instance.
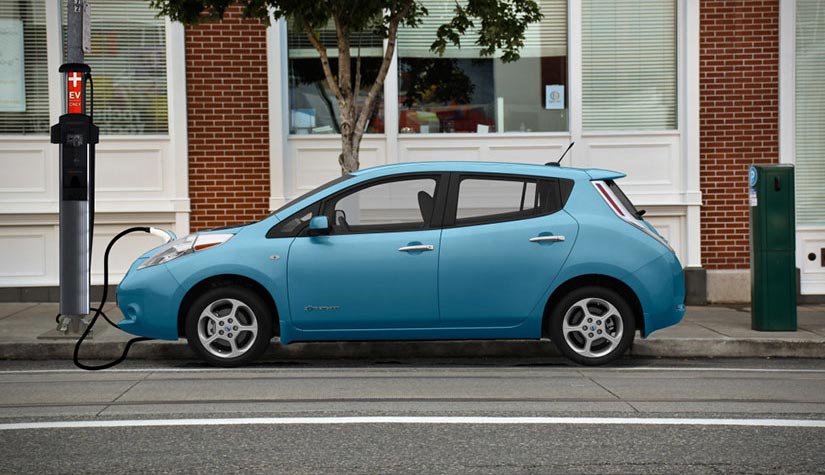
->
[67,72,83,114]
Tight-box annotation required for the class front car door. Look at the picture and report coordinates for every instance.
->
[287,173,446,333]
[438,173,579,329]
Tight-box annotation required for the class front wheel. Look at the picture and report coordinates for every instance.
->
[185,286,273,367]
[548,286,636,366]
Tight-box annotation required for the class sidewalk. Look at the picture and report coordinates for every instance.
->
[0,303,823,361]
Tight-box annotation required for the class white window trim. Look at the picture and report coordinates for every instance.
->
[779,0,795,167]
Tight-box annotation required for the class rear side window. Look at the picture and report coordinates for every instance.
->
[449,175,564,226]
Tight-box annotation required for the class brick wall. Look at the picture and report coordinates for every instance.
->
[699,0,780,269]
[185,7,270,231]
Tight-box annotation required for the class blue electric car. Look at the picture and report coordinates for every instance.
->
[117,161,685,366]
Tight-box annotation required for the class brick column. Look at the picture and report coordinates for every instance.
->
[699,1,780,270]
[185,7,270,231]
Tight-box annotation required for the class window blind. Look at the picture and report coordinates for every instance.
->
[398,0,566,58]
[796,0,825,226]
[0,0,49,135]
[582,0,676,131]
[286,19,384,58]
[62,0,168,135]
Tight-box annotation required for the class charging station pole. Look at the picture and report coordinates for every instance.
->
[53,0,94,333]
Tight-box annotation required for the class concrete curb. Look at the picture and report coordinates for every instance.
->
[632,338,825,359]
[2,337,824,361]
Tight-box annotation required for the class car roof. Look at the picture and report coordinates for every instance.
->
[350,161,625,181]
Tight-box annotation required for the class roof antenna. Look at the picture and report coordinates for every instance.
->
[546,141,574,167]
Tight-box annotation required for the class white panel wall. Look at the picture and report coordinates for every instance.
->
[398,134,570,165]
[577,133,681,202]
[798,227,825,295]
[0,136,184,286]
[288,136,387,197]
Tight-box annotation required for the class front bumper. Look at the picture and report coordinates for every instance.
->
[116,260,183,341]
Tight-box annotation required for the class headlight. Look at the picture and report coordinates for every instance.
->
[138,233,234,269]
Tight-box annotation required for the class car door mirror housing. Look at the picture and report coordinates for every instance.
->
[308,216,331,236]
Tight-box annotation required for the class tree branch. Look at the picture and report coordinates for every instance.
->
[303,23,342,100]
[354,0,413,137]
[334,15,352,102]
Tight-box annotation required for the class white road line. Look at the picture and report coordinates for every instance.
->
[1,417,824,431]
[1,367,824,375]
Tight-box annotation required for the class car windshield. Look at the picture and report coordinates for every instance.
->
[606,180,644,220]
[267,174,353,217]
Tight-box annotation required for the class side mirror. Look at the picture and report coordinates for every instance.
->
[307,216,331,236]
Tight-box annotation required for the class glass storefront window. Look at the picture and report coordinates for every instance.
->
[0,0,49,135]
[62,0,169,135]
[582,0,677,131]
[795,0,825,225]
[396,0,567,134]
[287,24,384,135]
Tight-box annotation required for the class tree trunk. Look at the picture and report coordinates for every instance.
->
[338,99,360,174]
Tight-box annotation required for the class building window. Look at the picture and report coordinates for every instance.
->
[0,0,49,135]
[582,0,677,131]
[796,0,825,226]
[397,0,567,134]
[287,24,385,135]
[62,0,169,135]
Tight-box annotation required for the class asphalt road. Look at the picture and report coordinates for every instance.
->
[1,358,824,474]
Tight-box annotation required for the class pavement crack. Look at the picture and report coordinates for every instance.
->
[587,376,641,413]
[0,303,40,321]
[102,371,152,417]
[693,322,731,337]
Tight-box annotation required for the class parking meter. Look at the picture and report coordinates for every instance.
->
[749,164,797,331]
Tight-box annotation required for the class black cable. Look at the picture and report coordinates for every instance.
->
[73,227,155,371]
[86,72,94,262]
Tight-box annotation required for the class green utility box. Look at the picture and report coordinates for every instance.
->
[749,165,797,331]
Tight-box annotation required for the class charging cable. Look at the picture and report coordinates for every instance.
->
[66,226,173,371]
[71,227,161,371]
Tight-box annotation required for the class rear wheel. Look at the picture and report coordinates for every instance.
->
[549,286,635,366]
[185,285,272,367]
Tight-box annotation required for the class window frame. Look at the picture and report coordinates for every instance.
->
[266,202,321,239]
[443,173,566,228]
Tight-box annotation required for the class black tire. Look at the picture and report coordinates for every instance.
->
[548,286,636,366]
[185,285,273,367]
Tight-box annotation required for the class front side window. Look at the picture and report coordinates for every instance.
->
[62,0,169,135]
[582,0,677,131]
[397,0,568,134]
[0,0,48,134]
[325,176,438,234]
[287,23,384,135]
[452,175,563,226]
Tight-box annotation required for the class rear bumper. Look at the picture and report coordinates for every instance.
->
[630,251,686,337]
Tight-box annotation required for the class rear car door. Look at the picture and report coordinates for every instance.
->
[438,173,578,327]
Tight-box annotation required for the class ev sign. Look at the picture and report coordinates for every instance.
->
[67,71,82,113]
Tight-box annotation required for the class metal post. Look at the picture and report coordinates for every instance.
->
[58,0,90,332]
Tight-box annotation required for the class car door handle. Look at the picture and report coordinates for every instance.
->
[398,245,434,252]
[529,235,565,243]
